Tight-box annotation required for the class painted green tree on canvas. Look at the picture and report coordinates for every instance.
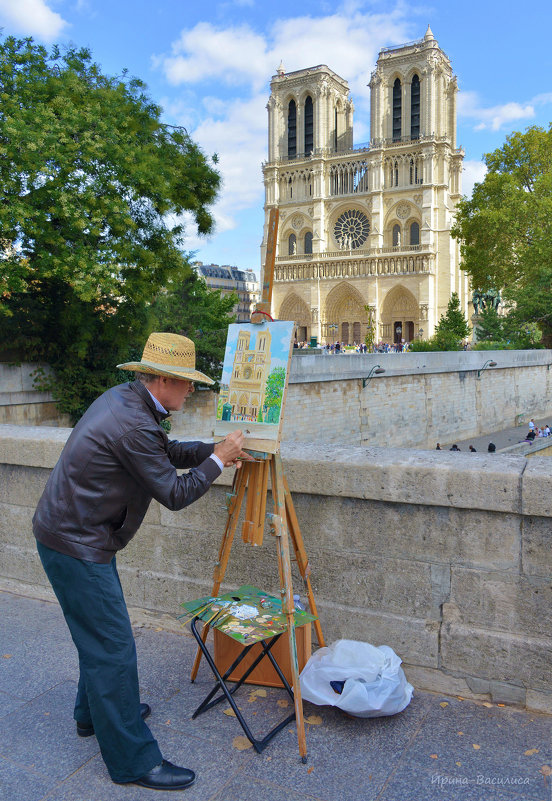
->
[263,366,286,423]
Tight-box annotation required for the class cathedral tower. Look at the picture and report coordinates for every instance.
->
[261,27,467,346]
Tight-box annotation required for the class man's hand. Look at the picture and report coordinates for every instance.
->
[214,430,255,468]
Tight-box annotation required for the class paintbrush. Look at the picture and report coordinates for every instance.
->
[178,599,216,626]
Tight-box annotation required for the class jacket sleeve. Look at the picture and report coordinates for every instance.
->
[166,438,215,468]
[114,426,221,511]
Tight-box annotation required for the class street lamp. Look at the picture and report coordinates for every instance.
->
[418,327,424,339]
[362,365,385,388]
[477,359,497,379]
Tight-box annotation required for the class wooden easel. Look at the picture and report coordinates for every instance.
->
[190,209,325,761]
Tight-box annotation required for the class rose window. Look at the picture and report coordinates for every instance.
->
[333,210,370,250]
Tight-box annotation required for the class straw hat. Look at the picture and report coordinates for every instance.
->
[117,333,214,385]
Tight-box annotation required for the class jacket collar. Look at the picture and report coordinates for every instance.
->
[128,380,171,424]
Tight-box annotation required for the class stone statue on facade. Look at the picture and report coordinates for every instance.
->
[472,287,501,314]
[472,289,483,315]
[484,287,501,311]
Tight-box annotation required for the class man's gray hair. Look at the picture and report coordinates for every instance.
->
[134,371,157,385]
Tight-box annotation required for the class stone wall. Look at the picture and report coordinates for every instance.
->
[6,351,552,450]
[172,349,552,450]
[1,423,551,713]
[0,363,71,427]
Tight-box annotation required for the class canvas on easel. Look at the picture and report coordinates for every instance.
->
[214,320,294,453]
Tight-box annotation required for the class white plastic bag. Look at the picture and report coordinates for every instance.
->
[299,639,413,718]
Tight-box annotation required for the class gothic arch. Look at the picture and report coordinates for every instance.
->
[324,281,368,344]
[381,285,418,316]
[380,286,419,343]
[278,292,310,327]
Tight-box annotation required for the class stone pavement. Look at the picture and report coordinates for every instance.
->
[435,417,552,455]
[1,589,551,801]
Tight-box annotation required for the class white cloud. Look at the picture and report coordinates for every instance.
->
[158,9,413,101]
[173,93,267,249]
[462,159,487,197]
[0,0,68,40]
[532,92,552,107]
[158,7,416,241]
[458,90,534,131]
[161,23,268,89]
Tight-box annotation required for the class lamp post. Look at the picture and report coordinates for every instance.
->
[362,365,385,388]
[418,327,424,339]
[477,359,497,379]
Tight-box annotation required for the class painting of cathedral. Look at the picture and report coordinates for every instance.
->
[214,321,294,453]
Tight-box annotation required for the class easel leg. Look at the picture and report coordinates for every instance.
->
[284,477,326,648]
[270,454,308,762]
[190,465,248,681]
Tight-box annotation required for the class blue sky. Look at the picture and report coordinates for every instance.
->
[1,0,551,276]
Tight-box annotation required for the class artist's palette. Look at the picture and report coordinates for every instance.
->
[179,584,317,644]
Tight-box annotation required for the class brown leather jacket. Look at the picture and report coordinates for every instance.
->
[33,380,220,563]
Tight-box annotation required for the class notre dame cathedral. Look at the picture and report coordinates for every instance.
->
[260,26,468,345]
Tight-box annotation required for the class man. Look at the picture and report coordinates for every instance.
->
[33,332,251,791]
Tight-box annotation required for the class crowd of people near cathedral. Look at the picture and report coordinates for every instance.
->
[293,340,411,353]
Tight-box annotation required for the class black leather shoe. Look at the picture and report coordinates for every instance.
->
[76,702,151,737]
[131,760,196,790]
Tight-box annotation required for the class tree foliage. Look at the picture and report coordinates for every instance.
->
[434,292,470,340]
[409,293,469,351]
[264,367,286,411]
[149,271,236,387]
[452,124,552,342]
[0,36,222,420]
[474,305,504,342]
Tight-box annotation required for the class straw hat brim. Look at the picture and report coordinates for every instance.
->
[117,360,214,385]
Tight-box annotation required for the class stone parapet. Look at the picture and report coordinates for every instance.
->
[0,363,71,427]
[1,424,550,713]
[4,352,552,452]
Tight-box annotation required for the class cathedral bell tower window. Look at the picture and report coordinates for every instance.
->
[393,78,402,142]
[410,221,420,246]
[304,231,313,254]
[304,96,313,155]
[288,233,297,255]
[288,100,297,159]
[411,74,420,140]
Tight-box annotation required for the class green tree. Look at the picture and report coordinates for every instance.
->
[0,36,221,420]
[409,330,463,352]
[363,305,376,350]
[452,124,552,343]
[434,292,470,341]
[408,294,468,352]
[263,366,286,420]
[474,305,504,342]
[149,271,237,387]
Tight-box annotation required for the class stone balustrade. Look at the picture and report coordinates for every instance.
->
[275,250,432,281]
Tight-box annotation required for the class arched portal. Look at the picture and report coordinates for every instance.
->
[324,282,368,345]
[380,286,419,345]
[278,292,311,342]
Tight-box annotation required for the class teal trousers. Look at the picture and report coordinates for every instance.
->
[36,540,162,782]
